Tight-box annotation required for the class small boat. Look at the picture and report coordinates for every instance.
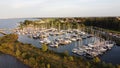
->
[44,38,51,44]
[71,38,77,41]
[81,35,87,39]
[105,41,115,49]
[80,31,86,35]
[76,37,82,41]
[39,38,51,44]
[76,51,86,56]
[87,34,94,38]
[39,34,48,38]
[39,39,45,44]
[40,40,44,44]
[72,48,78,53]
[106,44,114,49]
[49,33,55,36]
[33,35,39,39]
[99,48,107,52]
[49,42,59,48]
[57,37,72,45]
[59,40,70,45]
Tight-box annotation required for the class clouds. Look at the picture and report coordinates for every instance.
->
[0,0,120,18]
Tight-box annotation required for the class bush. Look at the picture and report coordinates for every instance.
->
[47,63,50,68]
[22,52,27,59]
[29,57,36,65]
[41,44,48,52]
[16,49,21,57]
[0,34,18,43]
[63,50,69,56]
[93,57,101,63]
[68,56,74,61]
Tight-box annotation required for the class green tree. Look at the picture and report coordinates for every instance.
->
[64,56,67,61]
[16,49,21,57]
[64,50,69,56]
[93,57,101,63]
[41,63,46,68]
[47,63,50,68]
[22,52,27,59]
[29,57,36,65]
[68,56,74,61]
[86,61,91,68]
[107,63,115,68]
[0,34,18,43]
[42,44,48,52]
[102,62,107,68]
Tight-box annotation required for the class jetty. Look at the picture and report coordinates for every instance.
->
[0,28,11,35]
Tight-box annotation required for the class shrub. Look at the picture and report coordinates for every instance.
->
[42,44,48,52]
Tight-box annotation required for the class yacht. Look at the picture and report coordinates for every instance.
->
[49,42,59,48]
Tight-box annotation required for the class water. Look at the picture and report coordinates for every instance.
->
[100,46,120,65]
[0,18,37,29]
[0,18,120,65]
[0,54,29,68]
[0,34,3,37]
[0,18,38,68]
[18,34,97,55]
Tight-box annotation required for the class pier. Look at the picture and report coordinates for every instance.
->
[0,31,6,35]
[0,29,7,35]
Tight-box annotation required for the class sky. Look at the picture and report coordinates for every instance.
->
[0,0,120,18]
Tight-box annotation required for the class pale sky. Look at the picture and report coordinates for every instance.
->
[0,0,120,18]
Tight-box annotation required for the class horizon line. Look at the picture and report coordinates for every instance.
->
[0,16,120,19]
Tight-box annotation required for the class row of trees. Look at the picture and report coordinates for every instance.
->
[84,17,120,32]
[20,17,120,32]
[19,18,85,30]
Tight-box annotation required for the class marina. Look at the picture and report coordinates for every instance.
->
[0,18,120,64]
[72,40,115,58]
[14,26,92,47]
[14,25,115,58]
[0,0,120,67]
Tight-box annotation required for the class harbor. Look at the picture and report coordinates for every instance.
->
[14,24,115,58]
[0,0,120,67]
[0,18,120,64]
[14,26,93,47]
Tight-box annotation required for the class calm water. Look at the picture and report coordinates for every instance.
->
[0,54,29,68]
[0,18,38,68]
[0,18,120,65]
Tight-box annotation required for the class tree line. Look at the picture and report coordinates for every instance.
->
[19,18,85,30]
[84,17,120,32]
